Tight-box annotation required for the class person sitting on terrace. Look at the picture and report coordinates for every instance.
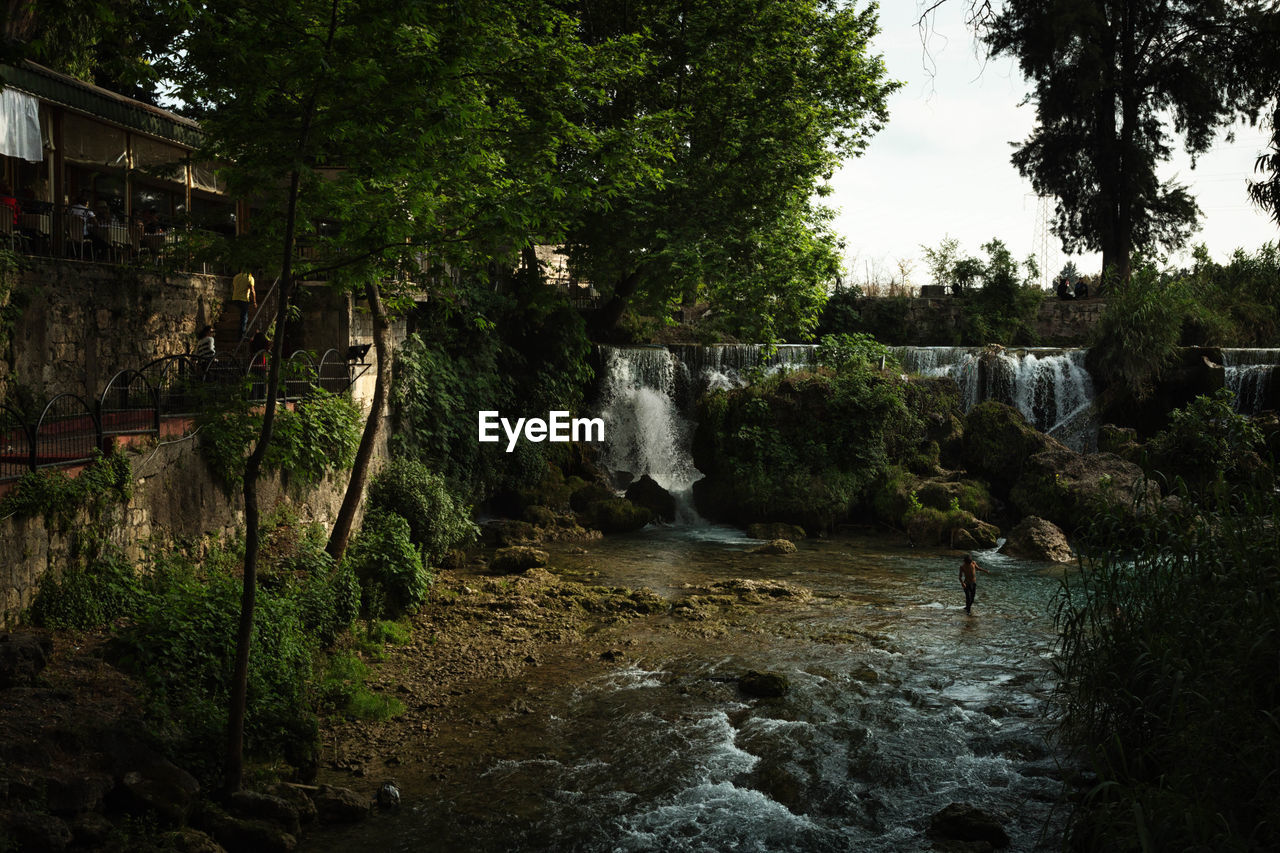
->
[1056,277,1075,300]
[139,208,165,234]
[1074,277,1089,299]
[194,325,216,359]
[0,182,20,226]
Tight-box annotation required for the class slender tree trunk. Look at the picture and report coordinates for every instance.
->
[325,279,391,563]
[225,172,302,793]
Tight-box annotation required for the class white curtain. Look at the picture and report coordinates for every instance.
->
[0,87,42,162]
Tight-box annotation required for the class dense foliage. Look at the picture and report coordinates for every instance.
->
[366,458,478,566]
[344,508,427,618]
[1058,472,1280,850]
[391,285,592,500]
[692,365,939,529]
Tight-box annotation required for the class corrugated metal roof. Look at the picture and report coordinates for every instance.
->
[0,62,201,149]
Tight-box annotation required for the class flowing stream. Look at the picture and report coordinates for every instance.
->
[305,531,1073,852]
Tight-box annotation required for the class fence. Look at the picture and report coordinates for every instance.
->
[0,348,367,482]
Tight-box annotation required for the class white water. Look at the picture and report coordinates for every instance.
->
[896,347,1098,451]
[1222,348,1280,415]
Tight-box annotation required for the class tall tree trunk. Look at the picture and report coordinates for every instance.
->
[326,279,391,563]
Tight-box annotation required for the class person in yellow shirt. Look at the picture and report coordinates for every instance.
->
[231,271,256,341]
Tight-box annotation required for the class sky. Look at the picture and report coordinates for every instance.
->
[829,2,1279,289]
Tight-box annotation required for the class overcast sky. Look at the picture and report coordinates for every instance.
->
[829,2,1279,288]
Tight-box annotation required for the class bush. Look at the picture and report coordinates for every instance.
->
[344,508,427,617]
[29,550,144,630]
[0,450,132,527]
[1146,389,1268,491]
[1059,479,1280,850]
[367,458,477,565]
[110,565,318,786]
[1087,262,1188,402]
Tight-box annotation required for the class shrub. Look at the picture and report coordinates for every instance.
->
[1087,262,1188,402]
[0,450,132,527]
[367,458,477,565]
[29,550,144,630]
[344,508,427,617]
[1146,389,1267,490]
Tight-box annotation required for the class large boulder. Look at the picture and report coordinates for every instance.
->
[488,546,549,575]
[1010,448,1153,534]
[1000,516,1073,563]
[108,758,201,825]
[750,539,797,555]
[962,402,1066,494]
[624,475,677,523]
[929,802,1011,849]
[310,785,370,824]
[581,497,652,534]
[0,632,53,688]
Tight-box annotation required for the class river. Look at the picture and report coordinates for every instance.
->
[305,526,1074,852]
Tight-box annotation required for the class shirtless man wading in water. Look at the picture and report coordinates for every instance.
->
[959,553,990,615]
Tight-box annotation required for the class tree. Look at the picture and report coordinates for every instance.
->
[163,0,653,791]
[565,0,900,340]
[985,1,1263,280]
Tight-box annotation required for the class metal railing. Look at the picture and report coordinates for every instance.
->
[0,348,369,482]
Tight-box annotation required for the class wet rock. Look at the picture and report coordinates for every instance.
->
[929,802,1011,849]
[1000,516,1073,563]
[962,401,1067,494]
[376,780,401,809]
[1010,448,1153,533]
[522,504,558,527]
[738,670,790,698]
[949,520,1000,551]
[311,784,370,823]
[201,802,297,853]
[0,632,53,688]
[625,475,677,522]
[489,546,549,575]
[227,790,301,836]
[1098,424,1143,464]
[109,758,200,825]
[480,519,539,547]
[751,539,797,555]
[0,810,73,851]
[569,481,615,512]
[581,496,653,533]
[747,522,807,541]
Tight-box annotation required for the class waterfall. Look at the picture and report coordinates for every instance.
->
[595,345,818,524]
[596,346,703,520]
[895,346,1098,451]
[1222,349,1280,415]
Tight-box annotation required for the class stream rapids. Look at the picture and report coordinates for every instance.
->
[304,527,1075,852]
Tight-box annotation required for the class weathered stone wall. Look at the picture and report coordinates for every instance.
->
[0,437,372,628]
[862,296,1107,346]
[3,259,230,398]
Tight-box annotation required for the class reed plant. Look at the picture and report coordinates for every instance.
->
[1056,474,1280,850]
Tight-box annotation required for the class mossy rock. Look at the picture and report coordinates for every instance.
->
[1097,424,1144,466]
[522,505,558,527]
[516,465,575,512]
[750,539,797,555]
[746,522,806,541]
[1010,448,1154,534]
[569,481,615,512]
[915,478,995,519]
[962,401,1066,494]
[624,475,677,522]
[581,497,652,534]
[489,546,549,574]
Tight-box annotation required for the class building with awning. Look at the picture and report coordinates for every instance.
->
[0,61,236,243]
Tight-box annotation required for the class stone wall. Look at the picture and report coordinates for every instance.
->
[862,296,1107,346]
[0,262,407,628]
[3,259,229,398]
[0,437,372,628]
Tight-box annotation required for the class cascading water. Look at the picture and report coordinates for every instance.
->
[1222,349,1280,414]
[596,346,704,521]
[896,346,1098,451]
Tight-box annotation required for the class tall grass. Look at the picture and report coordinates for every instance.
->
[1056,477,1280,850]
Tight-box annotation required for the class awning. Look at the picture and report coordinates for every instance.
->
[0,86,42,162]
